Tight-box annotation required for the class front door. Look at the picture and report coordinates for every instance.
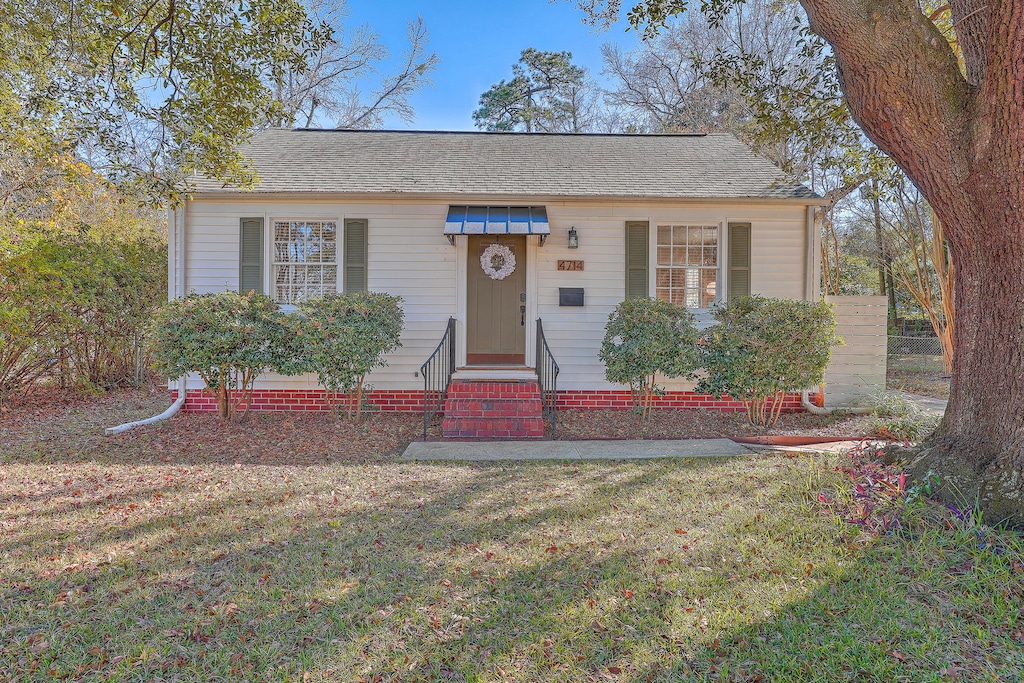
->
[467,235,526,365]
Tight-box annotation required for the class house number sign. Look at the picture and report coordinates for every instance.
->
[557,260,584,271]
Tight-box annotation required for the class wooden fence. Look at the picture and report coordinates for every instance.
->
[823,296,888,408]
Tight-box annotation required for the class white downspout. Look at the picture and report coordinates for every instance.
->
[801,389,874,415]
[106,377,187,435]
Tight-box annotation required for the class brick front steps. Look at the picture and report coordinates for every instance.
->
[440,380,545,439]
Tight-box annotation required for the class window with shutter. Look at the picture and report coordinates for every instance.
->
[728,222,752,300]
[239,218,264,295]
[625,221,649,299]
[272,220,338,304]
[344,219,368,293]
[654,224,719,308]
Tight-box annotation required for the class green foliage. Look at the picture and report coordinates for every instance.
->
[293,292,404,420]
[599,298,700,420]
[867,391,941,441]
[0,232,166,404]
[151,292,289,421]
[473,48,595,133]
[151,291,404,422]
[698,296,840,426]
[0,0,330,200]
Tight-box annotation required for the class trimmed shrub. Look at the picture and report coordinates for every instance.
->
[150,291,288,421]
[698,296,840,426]
[292,292,404,420]
[599,298,700,420]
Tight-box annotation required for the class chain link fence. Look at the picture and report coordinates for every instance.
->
[887,335,946,374]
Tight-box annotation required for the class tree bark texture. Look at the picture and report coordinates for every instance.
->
[799,0,1024,523]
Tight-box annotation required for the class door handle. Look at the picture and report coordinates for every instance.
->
[520,305,526,326]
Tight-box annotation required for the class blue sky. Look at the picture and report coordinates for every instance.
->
[345,0,638,130]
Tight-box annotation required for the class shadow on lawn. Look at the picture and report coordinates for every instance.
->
[2,455,1021,682]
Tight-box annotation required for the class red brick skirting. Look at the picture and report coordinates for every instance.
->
[173,389,424,413]
[174,388,804,414]
[555,390,803,413]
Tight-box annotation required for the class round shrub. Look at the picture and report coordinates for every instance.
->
[599,297,700,420]
[150,291,288,421]
[292,292,404,420]
[697,295,840,426]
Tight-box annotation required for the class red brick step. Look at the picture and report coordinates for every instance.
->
[441,380,545,439]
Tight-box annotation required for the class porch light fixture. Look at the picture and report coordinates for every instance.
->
[567,226,579,249]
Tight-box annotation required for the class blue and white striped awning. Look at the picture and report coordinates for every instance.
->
[443,205,550,235]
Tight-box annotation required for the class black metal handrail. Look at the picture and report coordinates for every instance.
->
[535,319,560,440]
[421,317,456,439]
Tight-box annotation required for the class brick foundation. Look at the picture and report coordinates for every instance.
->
[173,389,423,413]
[174,388,803,415]
[555,390,803,412]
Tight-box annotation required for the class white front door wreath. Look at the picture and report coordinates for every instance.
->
[480,243,517,280]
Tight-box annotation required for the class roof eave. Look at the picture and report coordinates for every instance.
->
[184,189,824,205]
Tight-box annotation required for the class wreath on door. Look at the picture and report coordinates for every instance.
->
[480,243,517,280]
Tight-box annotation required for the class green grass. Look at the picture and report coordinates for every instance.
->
[1,449,1021,682]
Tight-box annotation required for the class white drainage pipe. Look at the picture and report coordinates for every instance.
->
[801,389,873,415]
[105,378,187,436]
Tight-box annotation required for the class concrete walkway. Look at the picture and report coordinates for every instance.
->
[901,392,948,414]
[401,438,754,462]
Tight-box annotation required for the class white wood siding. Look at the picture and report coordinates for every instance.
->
[823,296,888,407]
[538,202,809,390]
[182,197,810,392]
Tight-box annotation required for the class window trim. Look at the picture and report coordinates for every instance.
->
[268,217,341,306]
[651,221,724,311]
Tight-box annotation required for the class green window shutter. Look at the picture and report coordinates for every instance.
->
[728,222,751,300]
[344,219,368,293]
[625,221,649,299]
[239,218,264,294]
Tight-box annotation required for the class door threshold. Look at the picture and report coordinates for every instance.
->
[452,367,537,382]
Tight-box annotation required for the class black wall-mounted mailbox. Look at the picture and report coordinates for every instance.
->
[559,287,585,307]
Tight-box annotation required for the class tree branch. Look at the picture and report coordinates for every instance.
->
[797,0,973,223]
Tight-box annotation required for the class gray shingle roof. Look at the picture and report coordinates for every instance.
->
[191,129,817,201]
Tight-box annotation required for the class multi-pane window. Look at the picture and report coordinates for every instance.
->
[273,220,338,304]
[655,224,719,308]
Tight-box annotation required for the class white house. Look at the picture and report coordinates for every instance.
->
[169,129,883,437]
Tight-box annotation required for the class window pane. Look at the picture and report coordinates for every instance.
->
[322,241,337,263]
[702,270,717,307]
[656,268,671,288]
[656,287,671,303]
[307,240,322,263]
[272,219,338,303]
[703,226,718,245]
[673,225,687,244]
[657,225,671,245]
[687,247,702,264]
[323,266,338,288]
[671,246,687,265]
[657,246,671,266]
[703,246,717,266]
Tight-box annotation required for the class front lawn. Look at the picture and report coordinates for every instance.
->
[1,393,1020,681]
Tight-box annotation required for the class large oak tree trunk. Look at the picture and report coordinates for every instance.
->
[799,0,1024,524]
[916,203,1024,522]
